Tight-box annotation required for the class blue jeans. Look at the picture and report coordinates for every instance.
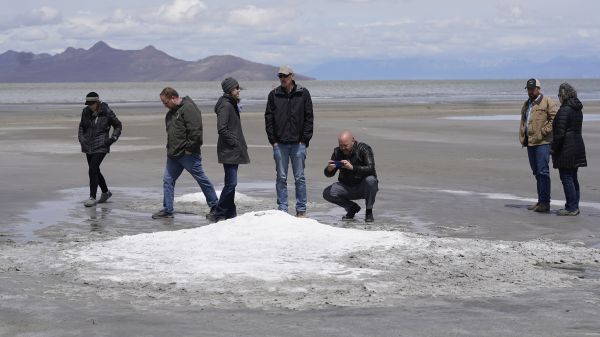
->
[527,144,551,204]
[162,154,218,213]
[559,168,580,212]
[273,143,307,212]
[215,164,238,219]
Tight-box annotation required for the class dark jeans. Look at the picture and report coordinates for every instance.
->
[527,144,551,204]
[322,176,379,211]
[86,153,108,199]
[215,164,239,219]
[559,168,580,212]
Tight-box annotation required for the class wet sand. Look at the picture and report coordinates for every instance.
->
[1,100,600,336]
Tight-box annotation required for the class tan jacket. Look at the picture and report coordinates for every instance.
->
[519,94,557,147]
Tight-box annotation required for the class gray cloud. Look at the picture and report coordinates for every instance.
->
[0,0,599,69]
[14,7,62,27]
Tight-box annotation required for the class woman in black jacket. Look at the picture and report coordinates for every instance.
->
[78,92,122,207]
[551,83,587,216]
[210,78,250,221]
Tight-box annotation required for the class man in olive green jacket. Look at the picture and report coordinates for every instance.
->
[152,87,218,219]
[519,78,557,213]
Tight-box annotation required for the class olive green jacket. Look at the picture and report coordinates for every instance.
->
[165,96,203,157]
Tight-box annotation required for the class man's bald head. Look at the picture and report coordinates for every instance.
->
[338,130,355,154]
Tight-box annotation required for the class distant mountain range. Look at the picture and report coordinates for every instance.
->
[0,41,314,83]
[3,41,599,82]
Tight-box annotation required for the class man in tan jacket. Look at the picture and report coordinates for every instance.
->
[519,78,557,213]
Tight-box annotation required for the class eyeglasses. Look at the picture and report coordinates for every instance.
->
[278,73,291,79]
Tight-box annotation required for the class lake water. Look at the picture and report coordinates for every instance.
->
[1,79,600,105]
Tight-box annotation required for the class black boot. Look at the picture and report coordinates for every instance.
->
[342,203,361,221]
[206,205,217,221]
[365,209,374,222]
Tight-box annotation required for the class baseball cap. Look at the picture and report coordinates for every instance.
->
[525,78,541,89]
[278,65,294,76]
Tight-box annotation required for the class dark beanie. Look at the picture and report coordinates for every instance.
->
[221,77,239,94]
[85,92,100,105]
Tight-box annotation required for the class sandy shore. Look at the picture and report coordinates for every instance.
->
[1,100,600,336]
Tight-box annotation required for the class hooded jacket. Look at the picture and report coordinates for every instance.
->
[324,142,377,187]
[214,95,250,164]
[264,82,314,146]
[551,97,587,169]
[78,102,122,154]
[519,94,557,147]
[165,96,203,158]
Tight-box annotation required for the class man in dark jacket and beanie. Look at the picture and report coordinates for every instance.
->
[552,82,587,216]
[265,65,314,217]
[210,77,250,222]
[323,130,378,222]
[152,87,218,219]
[78,92,122,207]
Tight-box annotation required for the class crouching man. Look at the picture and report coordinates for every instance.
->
[323,130,378,222]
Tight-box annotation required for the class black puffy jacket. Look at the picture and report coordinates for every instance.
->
[264,82,313,146]
[214,95,250,165]
[324,142,377,187]
[78,102,122,154]
[551,97,587,169]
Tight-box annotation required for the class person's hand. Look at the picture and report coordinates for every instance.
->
[273,142,278,147]
[341,160,353,170]
[327,160,336,172]
[185,150,192,155]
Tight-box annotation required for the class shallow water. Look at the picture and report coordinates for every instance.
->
[4,79,600,105]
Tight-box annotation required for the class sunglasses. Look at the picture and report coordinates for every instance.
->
[278,73,291,79]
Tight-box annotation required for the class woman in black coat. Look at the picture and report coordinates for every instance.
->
[551,83,587,216]
[78,92,122,207]
[210,78,250,221]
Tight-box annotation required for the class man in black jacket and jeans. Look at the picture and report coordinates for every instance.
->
[323,130,378,222]
[265,65,313,217]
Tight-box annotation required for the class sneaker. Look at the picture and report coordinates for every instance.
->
[152,210,174,219]
[83,197,97,207]
[98,191,112,203]
[557,209,580,216]
[205,206,217,219]
[342,203,361,221]
[365,209,374,222]
[527,203,539,211]
[534,203,550,213]
[296,211,307,218]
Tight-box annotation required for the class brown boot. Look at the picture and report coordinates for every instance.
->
[527,203,539,211]
[534,203,550,213]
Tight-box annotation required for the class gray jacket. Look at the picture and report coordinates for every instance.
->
[165,96,203,158]
[214,95,250,164]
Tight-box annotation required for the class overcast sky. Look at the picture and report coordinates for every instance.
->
[1,0,598,70]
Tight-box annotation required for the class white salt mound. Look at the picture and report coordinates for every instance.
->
[72,210,403,283]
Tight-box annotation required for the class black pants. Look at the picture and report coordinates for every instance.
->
[322,176,379,211]
[86,153,108,199]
